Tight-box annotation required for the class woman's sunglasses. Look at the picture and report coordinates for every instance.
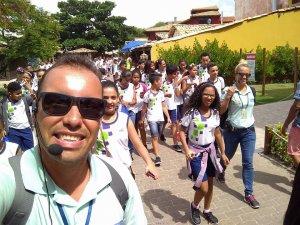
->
[39,92,106,120]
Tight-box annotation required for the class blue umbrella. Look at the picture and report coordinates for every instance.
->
[121,41,145,53]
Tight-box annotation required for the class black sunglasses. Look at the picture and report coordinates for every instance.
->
[238,73,251,78]
[39,92,106,120]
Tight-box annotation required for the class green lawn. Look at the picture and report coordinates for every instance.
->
[252,83,294,105]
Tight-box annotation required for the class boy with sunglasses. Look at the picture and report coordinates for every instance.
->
[0,55,147,225]
[0,81,34,151]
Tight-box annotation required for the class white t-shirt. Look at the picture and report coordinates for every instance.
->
[162,80,177,110]
[7,99,30,129]
[134,83,146,112]
[96,112,132,168]
[185,76,201,98]
[117,83,136,113]
[181,109,220,146]
[174,73,184,106]
[143,90,165,122]
[198,65,210,82]
[155,69,166,82]
[207,77,225,97]
[0,141,19,159]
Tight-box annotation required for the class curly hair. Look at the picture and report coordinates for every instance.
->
[184,82,220,116]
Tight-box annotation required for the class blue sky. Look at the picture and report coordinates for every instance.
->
[31,0,235,28]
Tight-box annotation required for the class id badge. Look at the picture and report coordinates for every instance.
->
[241,109,247,119]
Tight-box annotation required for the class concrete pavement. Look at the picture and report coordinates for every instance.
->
[131,100,295,225]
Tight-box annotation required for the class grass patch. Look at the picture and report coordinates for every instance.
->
[252,83,294,105]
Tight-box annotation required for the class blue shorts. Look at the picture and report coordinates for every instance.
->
[190,153,215,182]
[164,109,177,124]
[177,104,183,120]
[136,111,142,122]
[148,121,163,137]
[6,127,34,151]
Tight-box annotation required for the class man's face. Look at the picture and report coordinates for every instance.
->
[201,56,210,68]
[37,65,102,164]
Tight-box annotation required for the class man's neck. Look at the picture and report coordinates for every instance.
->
[40,150,90,202]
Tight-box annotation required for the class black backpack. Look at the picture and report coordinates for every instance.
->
[3,155,129,225]
[220,86,256,129]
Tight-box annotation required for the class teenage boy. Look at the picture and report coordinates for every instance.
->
[1,82,34,151]
[197,52,211,82]
[139,72,171,166]
[160,64,181,152]
[207,62,225,98]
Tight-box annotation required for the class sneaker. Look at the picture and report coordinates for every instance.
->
[154,156,161,166]
[217,172,225,183]
[190,203,201,225]
[160,134,166,141]
[244,194,260,209]
[172,144,182,152]
[203,211,218,224]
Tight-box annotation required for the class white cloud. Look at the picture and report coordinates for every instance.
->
[30,0,235,28]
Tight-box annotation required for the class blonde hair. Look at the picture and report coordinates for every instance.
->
[234,59,250,74]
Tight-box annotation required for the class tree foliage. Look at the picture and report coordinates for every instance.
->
[157,39,241,84]
[0,0,61,70]
[56,0,139,52]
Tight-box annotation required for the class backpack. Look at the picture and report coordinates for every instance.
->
[220,86,256,129]
[3,155,129,225]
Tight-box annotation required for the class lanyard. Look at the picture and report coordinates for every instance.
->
[237,91,249,109]
[57,199,94,225]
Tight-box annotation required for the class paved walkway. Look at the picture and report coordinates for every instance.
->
[131,100,295,225]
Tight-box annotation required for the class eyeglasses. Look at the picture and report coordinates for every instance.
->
[39,92,106,120]
[238,73,251,78]
[203,93,216,98]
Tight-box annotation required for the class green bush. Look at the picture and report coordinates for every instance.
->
[270,44,294,82]
[157,39,298,84]
[268,123,292,167]
[157,39,240,83]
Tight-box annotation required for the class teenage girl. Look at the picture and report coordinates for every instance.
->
[180,82,229,225]
[143,60,156,88]
[181,63,201,105]
[131,69,148,148]
[96,80,159,180]
[155,58,167,81]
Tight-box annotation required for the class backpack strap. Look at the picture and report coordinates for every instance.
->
[3,155,35,225]
[249,86,256,104]
[98,158,129,211]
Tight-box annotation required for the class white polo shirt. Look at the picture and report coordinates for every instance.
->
[0,148,147,225]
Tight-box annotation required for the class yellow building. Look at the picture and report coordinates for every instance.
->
[150,6,300,60]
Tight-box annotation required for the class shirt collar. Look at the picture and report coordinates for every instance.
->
[21,148,112,206]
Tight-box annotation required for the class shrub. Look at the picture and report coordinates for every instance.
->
[156,39,298,84]
[270,44,294,82]
[157,39,241,84]
[269,123,292,167]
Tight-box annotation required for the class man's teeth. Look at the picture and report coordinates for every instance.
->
[59,135,81,141]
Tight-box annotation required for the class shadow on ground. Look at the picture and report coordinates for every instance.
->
[232,165,292,195]
[143,189,191,224]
